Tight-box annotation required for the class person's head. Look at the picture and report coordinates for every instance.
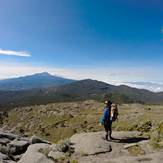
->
[104,94,109,102]
[103,94,110,106]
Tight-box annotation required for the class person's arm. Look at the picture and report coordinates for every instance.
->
[100,107,106,125]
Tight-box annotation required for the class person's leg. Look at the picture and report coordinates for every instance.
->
[104,122,109,140]
[108,121,112,139]
[105,130,108,140]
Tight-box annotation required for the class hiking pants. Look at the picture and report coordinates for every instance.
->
[104,120,112,139]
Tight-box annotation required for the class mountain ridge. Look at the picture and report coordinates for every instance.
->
[0,72,76,91]
[1,78,163,110]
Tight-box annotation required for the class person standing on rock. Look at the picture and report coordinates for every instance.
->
[100,95,113,140]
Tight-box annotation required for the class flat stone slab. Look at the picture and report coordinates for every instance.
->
[18,144,53,163]
[0,132,17,140]
[9,140,29,148]
[0,161,16,163]
[48,151,65,160]
[70,132,111,155]
[0,138,10,145]
[124,143,138,149]
[30,135,50,144]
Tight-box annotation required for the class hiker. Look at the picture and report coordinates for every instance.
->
[100,95,118,140]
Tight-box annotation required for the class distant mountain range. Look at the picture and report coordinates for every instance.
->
[0,72,75,90]
[123,81,163,92]
[0,72,163,110]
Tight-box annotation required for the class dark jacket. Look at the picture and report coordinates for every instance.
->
[101,101,112,123]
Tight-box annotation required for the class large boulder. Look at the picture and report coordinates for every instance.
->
[18,144,53,163]
[0,145,10,155]
[70,132,112,155]
[0,144,21,156]
[8,140,30,155]
[30,135,50,144]
[0,152,10,160]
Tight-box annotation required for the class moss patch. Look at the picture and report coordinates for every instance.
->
[127,145,145,156]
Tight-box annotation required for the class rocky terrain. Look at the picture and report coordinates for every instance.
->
[0,130,162,163]
[0,100,163,162]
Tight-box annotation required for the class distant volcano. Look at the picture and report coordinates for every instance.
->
[0,72,76,90]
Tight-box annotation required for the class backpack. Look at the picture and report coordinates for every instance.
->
[111,104,118,121]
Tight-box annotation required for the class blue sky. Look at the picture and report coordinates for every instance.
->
[0,0,163,91]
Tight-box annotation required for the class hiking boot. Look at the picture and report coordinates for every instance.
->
[109,136,113,140]
[108,131,112,139]
[105,134,108,140]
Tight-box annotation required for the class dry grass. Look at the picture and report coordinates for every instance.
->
[2,101,163,147]
[127,145,145,156]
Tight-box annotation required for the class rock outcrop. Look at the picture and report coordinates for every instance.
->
[0,131,52,163]
[30,135,50,144]
[71,131,163,163]
[18,144,53,163]
[0,130,162,163]
[70,132,112,155]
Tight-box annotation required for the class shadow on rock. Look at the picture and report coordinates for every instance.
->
[110,137,149,143]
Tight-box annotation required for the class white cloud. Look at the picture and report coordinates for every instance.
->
[0,49,31,57]
[0,64,70,79]
[121,81,163,92]
[0,63,126,81]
